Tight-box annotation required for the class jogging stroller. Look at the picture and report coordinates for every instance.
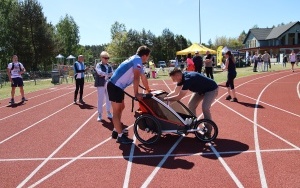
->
[131,89,218,145]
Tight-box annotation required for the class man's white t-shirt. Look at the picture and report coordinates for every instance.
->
[7,62,24,78]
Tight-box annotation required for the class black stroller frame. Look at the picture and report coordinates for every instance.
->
[125,87,218,145]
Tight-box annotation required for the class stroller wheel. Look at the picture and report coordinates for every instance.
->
[193,119,218,142]
[134,114,161,144]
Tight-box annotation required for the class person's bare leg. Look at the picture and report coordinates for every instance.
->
[20,86,25,98]
[11,87,16,99]
[231,89,237,98]
[111,101,125,134]
[227,87,231,97]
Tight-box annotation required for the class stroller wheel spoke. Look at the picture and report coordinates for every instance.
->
[134,114,161,144]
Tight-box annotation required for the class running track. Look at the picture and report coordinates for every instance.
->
[0,70,299,188]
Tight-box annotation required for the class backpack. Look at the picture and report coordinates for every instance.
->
[10,63,22,73]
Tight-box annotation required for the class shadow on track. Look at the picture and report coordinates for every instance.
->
[6,101,25,108]
[237,101,264,108]
[119,135,249,168]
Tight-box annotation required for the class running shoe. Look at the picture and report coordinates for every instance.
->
[9,98,15,104]
[112,129,128,139]
[116,134,133,144]
[97,114,102,122]
[22,97,28,102]
[225,95,232,100]
[230,98,238,102]
[79,99,85,104]
[107,111,113,119]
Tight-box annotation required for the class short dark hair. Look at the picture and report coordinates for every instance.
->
[136,46,151,56]
[187,53,192,58]
[169,67,182,76]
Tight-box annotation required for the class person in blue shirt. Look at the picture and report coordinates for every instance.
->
[73,55,87,104]
[164,68,218,133]
[107,46,152,144]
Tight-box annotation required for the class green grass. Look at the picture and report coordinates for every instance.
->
[0,63,296,100]
[0,79,56,100]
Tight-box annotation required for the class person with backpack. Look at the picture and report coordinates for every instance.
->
[6,55,28,104]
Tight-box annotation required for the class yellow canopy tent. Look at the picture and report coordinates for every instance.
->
[176,43,216,55]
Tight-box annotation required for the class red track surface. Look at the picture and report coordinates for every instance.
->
[0,70,299,188]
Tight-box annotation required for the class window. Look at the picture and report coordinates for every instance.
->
[288,33,295,45]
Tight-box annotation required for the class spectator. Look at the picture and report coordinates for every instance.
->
[149,60,156,78]
[283,55,287,67]
[262,51,271,72]
[223,51,238,102]
[94,51,114,121]
[107,46,152,144]
[193,51,203,74]
[186,53,195,71]
[204,51,214,79]
[257,54,263,72]
[252,52,259,72]
[6,55,28,104]
[74,55,87,104]
[289,50,296,72]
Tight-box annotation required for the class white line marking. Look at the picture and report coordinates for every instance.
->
[17,110,99,188]
[216,100,300,151]
[209,143,244,188]
[1,148,298,162]
[253,74,295,188]
[27,124,134,187]
[141,137,183,188]
[297,81,300,99]
[231,91,300,118]
[0,85,74,109]
[28,137,111,188]
[0,90,96,145]
[123,134,137,188]
[0,90,74,121]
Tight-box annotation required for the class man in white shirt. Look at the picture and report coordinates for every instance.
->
[6,55,28,104]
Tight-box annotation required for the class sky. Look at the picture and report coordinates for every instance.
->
[38,0,300,46]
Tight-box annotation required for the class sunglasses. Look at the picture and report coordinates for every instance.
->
[102,57,109,60]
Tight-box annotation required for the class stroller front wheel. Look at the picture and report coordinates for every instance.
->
[134,114,161,144]
[193,119,218,142]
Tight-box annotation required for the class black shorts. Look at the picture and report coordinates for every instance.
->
[107,81,124,103]
[11,77,24,87]
[291,62,295,65]
[226,72,237,89]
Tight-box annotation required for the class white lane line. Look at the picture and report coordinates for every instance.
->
[27,124,134,187]
[137,72,287,186]
[1,148,298,162]
[253,74,294,188]
[28,137,111,188]
[216,101,300,150]
[232,91,300,118]
[0,90,96,145]
[209,143,244,188]
[297,81,300,99]
[141,137,183,188]
[0,85,74,109]
[123,135,137,188]
[0,90,74,121]
[17,110,99,188]
[162,79,172,91]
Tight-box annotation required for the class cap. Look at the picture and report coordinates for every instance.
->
[195,51,199,54]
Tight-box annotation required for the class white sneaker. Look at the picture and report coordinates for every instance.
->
[107,111,113,119]
[97,114,102,122]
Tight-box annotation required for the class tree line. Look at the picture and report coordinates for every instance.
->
[0,0,248,71]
